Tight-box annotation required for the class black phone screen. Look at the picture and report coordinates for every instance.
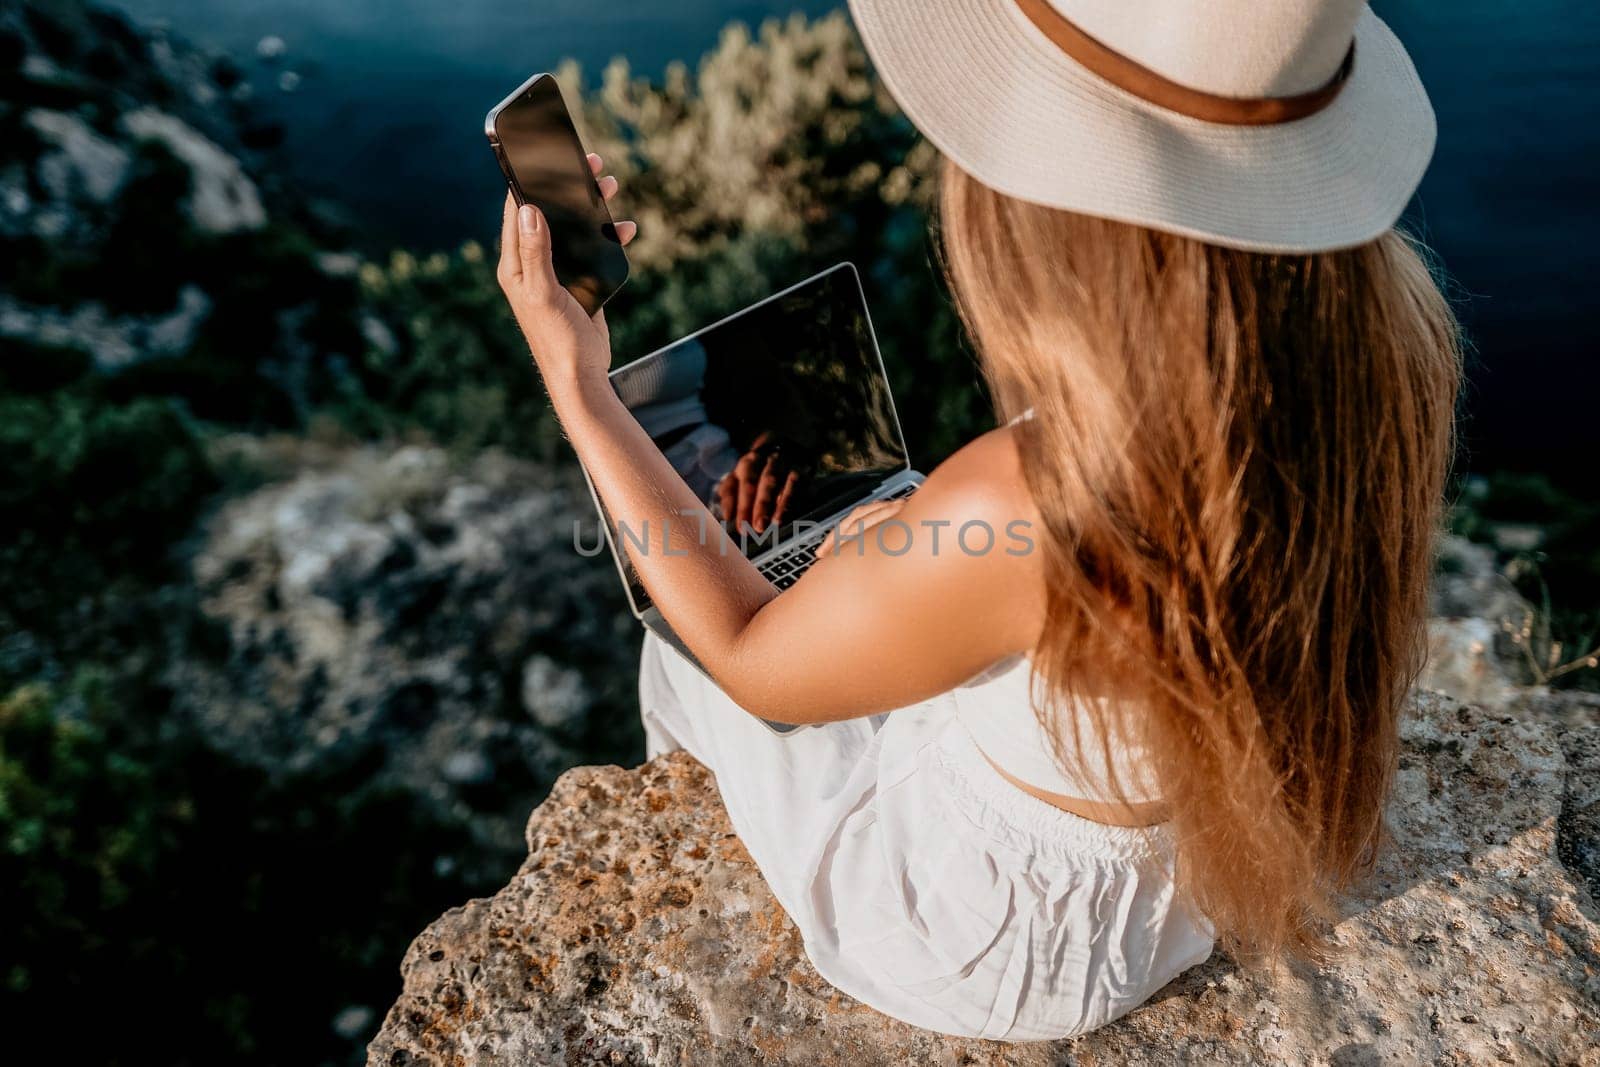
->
[492,76,629,313]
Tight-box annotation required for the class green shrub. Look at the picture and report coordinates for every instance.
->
[0,390,215,639]
[334,244,568,458]
[0,669,485,1065]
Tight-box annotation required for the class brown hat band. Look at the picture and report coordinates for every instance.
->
[1013,0,1356,126]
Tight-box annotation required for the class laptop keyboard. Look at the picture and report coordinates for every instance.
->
[758,481,918,591]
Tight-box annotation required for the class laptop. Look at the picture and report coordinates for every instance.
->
[582,263,924,710]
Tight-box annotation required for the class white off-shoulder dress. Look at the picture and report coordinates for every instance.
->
[638,633,1214,1040]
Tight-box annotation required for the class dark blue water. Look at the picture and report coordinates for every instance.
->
[1379,2,1600,480]
[110,0,837,248]
[108,0,1599,480]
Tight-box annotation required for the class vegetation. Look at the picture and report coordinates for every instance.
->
[2,2,1595,1063]
[0,8,989,1062]
[573,14,990,460]
[344,14,992,465]
[334,244,568,458]
[1451,473,1600,690]
[0,670,479,1064]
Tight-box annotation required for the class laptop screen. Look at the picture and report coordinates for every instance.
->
[601,264,908,613]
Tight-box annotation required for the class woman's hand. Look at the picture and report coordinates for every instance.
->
[497,153,637,398]
[815,497,908,556]
[716,431,801,534]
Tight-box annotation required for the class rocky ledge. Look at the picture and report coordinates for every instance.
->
[369,693,1600,1065]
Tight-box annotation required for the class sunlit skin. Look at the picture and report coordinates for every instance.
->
[498,157,1161,826]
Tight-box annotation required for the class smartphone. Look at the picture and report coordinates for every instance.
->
[486,73,629,314]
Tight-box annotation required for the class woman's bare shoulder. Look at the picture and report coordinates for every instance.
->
[916,422,1040,526]
[899,421,1046,618]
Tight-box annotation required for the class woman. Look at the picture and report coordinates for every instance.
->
[496,0,1461,1040]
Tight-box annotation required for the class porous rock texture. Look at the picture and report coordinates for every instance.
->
[369,693,1600,1065]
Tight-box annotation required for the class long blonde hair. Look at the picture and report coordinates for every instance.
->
[939,160,1461,960]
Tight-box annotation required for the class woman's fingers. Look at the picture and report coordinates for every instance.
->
[752,454,783,532]
[498,192,521,284]
[734,451,761,531]
[583,160,638,246]
[817,499,904,556]
[587,154,639,246]
[772,471,798,532]
[515,204,560,301]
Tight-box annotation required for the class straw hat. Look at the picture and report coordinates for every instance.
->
[847,0,1434,252]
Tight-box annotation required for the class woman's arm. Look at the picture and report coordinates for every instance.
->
[499,188,1044,723]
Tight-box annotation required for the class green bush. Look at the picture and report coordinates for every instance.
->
[0,390,216,640]
[0,669,485,1065]
[110,216,364,429]
[6,139,192,312]
[331,244,567,458]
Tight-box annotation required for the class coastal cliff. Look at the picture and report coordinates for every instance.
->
[8,2,1599,1062]
[368,693,1599,1064]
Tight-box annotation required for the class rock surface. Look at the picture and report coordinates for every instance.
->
[1421,535,1538,707]
[171,442,641,873]
[120,106,266,232]
[369,693,1600,1065]
[0,0,338,375]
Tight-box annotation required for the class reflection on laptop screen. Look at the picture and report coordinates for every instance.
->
[605,265,906,609]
